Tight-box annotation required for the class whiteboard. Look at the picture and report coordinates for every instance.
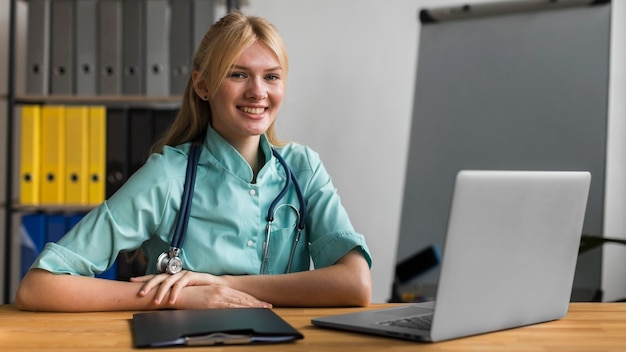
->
[395,0,611,301]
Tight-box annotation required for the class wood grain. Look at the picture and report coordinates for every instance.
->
[1,303,624,351]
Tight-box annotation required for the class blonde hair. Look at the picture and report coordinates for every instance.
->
[152,11,289,153]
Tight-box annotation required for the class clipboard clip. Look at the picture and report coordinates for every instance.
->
[185,332,253,346]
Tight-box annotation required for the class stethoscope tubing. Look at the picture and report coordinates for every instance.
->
[170,141,202,250]
[260,149,307,274]
[270,149,307,230]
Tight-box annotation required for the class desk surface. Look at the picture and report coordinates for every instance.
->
[1,303,625,351]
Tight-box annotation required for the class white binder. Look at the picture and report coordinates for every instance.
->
[75,0,98,96]
[169,0,193,95]
[122,0,146,95]
[192,0,216,53]
[49,0,74,94]
[25,0,51,95]
[145,0,171,96]
[98,0,123,95]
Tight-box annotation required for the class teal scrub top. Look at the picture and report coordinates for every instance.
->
[32,125,372,276]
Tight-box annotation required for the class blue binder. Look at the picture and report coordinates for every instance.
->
[46,214,67,244]
[66,213,85,229]
[21,213,118,280]
[20,214,47,278]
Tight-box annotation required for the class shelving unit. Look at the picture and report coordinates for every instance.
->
[2,1,179,303]
[1,0,229,303]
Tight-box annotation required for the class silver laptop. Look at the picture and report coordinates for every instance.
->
[312,170,591,342]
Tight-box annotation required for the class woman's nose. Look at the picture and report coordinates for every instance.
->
[246,77,268,100]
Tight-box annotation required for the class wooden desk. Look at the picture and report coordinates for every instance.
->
[1,303,625,351]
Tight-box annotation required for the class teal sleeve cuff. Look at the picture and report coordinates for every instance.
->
[309,231,372,269]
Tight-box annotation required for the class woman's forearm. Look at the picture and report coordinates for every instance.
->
[16,250,372,311]
[223,250,372,307]
[16,269,168,312]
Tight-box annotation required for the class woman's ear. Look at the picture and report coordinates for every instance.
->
[192,71,210,101]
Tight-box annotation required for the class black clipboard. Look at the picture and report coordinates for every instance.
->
[132,308,304,347]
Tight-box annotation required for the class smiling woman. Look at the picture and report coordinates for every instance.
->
[16,10,373,312]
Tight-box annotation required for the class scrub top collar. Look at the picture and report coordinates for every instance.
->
[203,124,274,183]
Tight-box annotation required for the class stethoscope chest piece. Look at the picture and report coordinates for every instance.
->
[157,249,183,275]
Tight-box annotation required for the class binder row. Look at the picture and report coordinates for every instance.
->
[19,105,178,206]
[20,212,117,280]
[26,0,216,96]
[20,105,107,206]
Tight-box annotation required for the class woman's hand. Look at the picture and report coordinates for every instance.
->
[132,271,217,304]
[131,271,272,309]
[172,285,273,309]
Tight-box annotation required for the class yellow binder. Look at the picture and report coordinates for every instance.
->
[19,105,42,205]
[40,105,66,204]
[65,106,89,205]
[88,106,107,205]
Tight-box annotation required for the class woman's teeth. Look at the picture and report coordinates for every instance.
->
[240,106,265,114]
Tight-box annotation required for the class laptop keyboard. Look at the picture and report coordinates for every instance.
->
[377,314,433,330]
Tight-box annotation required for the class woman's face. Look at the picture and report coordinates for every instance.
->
[209,41,285,147]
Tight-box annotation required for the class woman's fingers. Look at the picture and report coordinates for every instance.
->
[206,285,272,308]
[171,285,272,309]
[133,274,171,298]
[152,272,190,304]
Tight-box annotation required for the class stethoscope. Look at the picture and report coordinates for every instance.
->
[156,141,307,275]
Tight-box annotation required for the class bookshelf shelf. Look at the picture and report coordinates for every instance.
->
[11,204,97,214]
[14,95,182,109]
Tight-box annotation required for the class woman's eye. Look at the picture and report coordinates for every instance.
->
[266,74,280,81]
[230,72,246,79]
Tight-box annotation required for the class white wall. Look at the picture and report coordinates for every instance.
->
[1,0,624,303]
[244,0,420,302]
